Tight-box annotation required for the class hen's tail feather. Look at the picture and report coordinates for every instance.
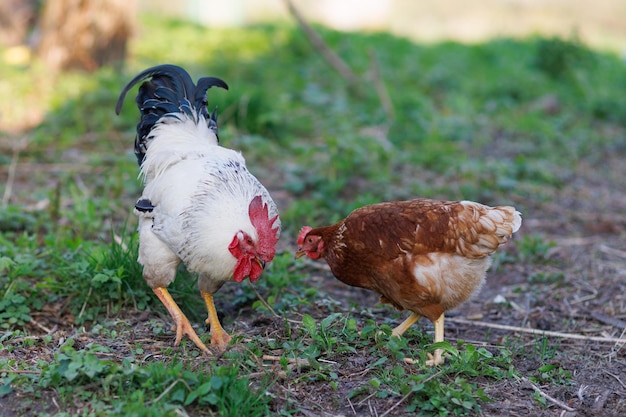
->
[115,64,229,165]
[454,202,522,258]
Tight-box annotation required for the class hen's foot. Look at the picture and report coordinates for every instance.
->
[391,312,421,337]
[425,349,445,366]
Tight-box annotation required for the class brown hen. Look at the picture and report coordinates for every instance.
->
[296,198,521,365]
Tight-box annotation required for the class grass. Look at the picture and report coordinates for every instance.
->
[1,12,626,417]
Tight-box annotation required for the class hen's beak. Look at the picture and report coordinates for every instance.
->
[255,256,266,270]
[295,249,305,259]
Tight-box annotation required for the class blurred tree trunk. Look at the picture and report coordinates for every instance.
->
[0,0,38,46]
[36,0,135,72]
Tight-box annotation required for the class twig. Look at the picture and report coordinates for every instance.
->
[173,407,191,417]
[590,312,626,330]
[570,292,598,305]
[30,319,54,334]
[2,148,17,206]
[369,399,379,417]
[355,391,377,406]
[552,236,601,246]
[247,282,280,318]
[262,354,310,367]
[348,367,372,378]
[447,317,626,343]
[598,244,626,259]
[5,324,58,344]
[0,369,41,375]
[284,0,362,93]
[298,408,322,417]
[73,173,90,197]
[51,396,60,412]
[368,48,395,121]
[0,162,95,174]
[150,378,192,404]
[77,286,93,322]
[347,396,358,417]
[604,371,626,390]
[113,233,129,251]
[592,389,612,411]
[380,370,444,417]
[516,375,576,412]
[2,136,28,207]
[249,369,287,380]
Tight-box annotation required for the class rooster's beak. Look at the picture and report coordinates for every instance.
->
[295,249,305,259]
[255,257,266,270]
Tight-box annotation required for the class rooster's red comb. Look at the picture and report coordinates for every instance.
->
[249,195,279,258]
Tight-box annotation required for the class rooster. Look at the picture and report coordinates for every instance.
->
[296,198,521,365]
[116,64,281,353]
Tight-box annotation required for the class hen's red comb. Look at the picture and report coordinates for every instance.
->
[297,226,312,247]
[249,195,279,258]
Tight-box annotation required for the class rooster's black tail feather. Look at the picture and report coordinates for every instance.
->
[115,64,228,165]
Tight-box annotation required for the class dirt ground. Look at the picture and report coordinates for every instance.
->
[1,148,625,417]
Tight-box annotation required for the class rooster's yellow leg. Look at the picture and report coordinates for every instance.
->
[152,287,210,353]
[425,314,445,366]
[200,291,231,351]
[392,312,421,337]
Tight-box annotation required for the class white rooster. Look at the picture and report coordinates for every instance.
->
[116,64,281,353]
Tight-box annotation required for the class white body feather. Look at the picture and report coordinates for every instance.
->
[136,114,280,292]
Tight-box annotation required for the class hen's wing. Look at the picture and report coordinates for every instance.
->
[341,198,521,260]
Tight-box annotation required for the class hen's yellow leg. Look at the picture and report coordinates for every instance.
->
[392,312,421,337]
[425,314,445,366]
[152,287,210,353]
[201,291,231,352]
